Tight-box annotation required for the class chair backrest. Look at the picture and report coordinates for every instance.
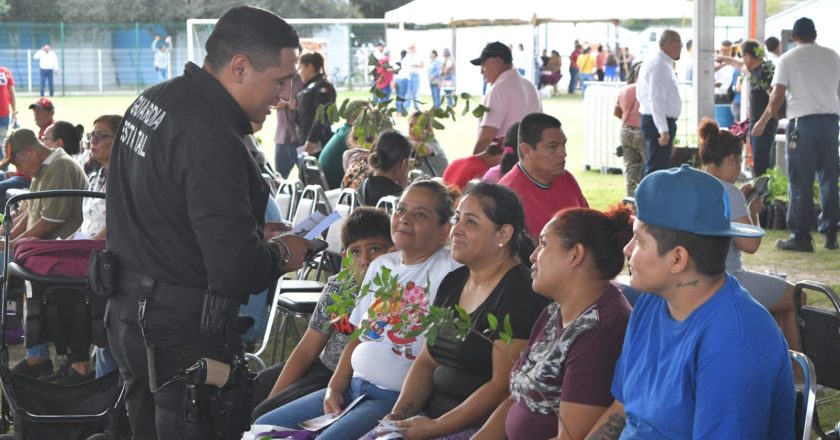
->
[299,155,330,190]
[325,203,352,255]
[275,180,303,221]
[337,188,362,210]
[292,185,332,227]
[793,281,840,389]
[793,281,840,439]
[408,169,427,184]
[790,350,817,440]
[262,173,278,197]
[375,195,399,215]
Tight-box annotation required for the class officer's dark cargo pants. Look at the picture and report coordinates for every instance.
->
[106,289,233,440]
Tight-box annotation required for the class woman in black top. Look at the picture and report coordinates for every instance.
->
[360,129,412,206]
[359,183,549,440]
[295,52,336,157]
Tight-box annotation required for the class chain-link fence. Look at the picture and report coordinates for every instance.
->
[0,20,388,96]
[188,19,386,91]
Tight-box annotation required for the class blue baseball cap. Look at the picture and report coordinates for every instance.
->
[634,165,764,238]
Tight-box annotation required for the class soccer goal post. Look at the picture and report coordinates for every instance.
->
[186,18,389,90]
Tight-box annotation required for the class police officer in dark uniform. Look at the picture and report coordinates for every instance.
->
[293,51,336,157]
[104,6,314,439]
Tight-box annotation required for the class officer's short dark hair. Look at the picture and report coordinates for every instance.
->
[643,223,730,277]
[204,6,300,72]
[518,113,561,158]
[341,207,393,250]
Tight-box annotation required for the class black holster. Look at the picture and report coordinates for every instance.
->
[184,356,255,439]
[88,250,118,298]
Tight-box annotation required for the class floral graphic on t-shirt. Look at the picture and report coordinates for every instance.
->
[359,278,431,360]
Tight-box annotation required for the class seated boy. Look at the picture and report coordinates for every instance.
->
[587,165,794,439]
[250,207,393,421]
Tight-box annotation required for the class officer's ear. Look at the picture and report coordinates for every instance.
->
[228,54,251,83]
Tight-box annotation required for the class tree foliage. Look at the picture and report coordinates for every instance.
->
[350,0,412,18]
[6,0,360,22]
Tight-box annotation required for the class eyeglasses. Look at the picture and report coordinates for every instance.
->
[86,132,114,143]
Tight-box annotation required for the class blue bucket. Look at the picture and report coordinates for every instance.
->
[714,104,734,129]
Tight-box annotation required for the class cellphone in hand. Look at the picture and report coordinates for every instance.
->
[303,238,329,261]
[746,175,770,204]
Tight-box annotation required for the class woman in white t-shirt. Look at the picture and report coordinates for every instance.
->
[255,181,461,439]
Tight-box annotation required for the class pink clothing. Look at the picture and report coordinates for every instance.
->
[443,155,489,190]
[376,57,394,90]
[596,51,607,70]
[617,84,641,128]
[499,164,589,238]
[274,75,303,145]
[482,164,502,183]
[0,67,14,118]
[479,68,541,139]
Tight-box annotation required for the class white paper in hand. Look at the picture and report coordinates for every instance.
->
[287,211,341,240]
[298,393,367,431]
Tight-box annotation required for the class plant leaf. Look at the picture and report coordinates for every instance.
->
[487,313,498,331]
[472,104,488,118]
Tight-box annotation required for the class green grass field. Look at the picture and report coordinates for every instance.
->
[14,91,840,435]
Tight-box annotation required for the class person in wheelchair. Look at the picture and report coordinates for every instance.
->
[250,207,393,421]
[0,128,88,380]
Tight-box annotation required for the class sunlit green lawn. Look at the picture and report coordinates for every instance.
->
[14,90,839,435]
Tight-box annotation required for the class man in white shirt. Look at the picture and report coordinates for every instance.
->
[470,41,542,154]
[32,44,59,97]
[714,40,735,103]
[637,29,682,175]
[403,44,424,112]
[152,35,172,82]
[754,17,840,251]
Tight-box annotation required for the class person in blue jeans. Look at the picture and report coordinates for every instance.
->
[274,74,303,178]
[753,17,839,252]
[427,50,442,108]
[394,50,410,114]
[240,196,289,345]
[254,181,460,440]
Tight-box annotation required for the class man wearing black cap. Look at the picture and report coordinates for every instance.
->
[470,41,541,155]
[753,17,840,251]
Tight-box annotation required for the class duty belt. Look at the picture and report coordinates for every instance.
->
[116,268,206,312]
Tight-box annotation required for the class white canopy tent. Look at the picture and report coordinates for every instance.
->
[384,0,694,26]
[384,0,694,96]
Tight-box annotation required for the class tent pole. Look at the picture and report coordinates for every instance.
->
[694,0,715,125]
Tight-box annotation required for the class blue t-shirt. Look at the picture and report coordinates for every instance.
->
[612,274,794,439]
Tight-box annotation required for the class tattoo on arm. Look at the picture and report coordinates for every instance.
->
[393,402,416,420]
[586,414,627,440]
[677,279,699,289]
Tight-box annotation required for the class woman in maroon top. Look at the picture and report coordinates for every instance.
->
[473,205,634,440]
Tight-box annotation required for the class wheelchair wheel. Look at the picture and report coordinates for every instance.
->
[86,434,108,440]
